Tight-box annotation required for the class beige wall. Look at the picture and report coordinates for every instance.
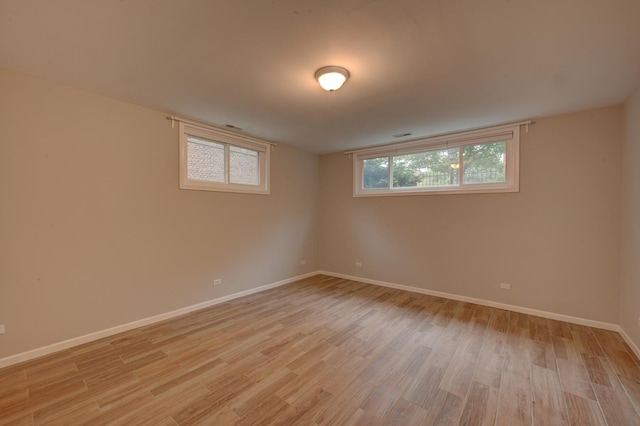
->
[0,68,320,359]
[319,107,622,323]
[0,65,630,361]
[620,86,640,347]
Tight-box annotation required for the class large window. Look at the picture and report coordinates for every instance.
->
[179,121,270,194]
[353,124,520,197]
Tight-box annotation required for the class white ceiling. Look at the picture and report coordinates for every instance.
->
[1,1,639,154]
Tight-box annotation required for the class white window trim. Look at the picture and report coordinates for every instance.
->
[352,124,522,197]
[179,121,271,195]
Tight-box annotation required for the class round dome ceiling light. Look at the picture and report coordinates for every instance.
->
[315,66,350,92]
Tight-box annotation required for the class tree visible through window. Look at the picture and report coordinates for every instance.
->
[363,157,389,189]
[463,141,506,184]
[355,125,519,196]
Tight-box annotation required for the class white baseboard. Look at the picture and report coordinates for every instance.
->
[327,271,640,360]
[3,270,638,370]
[617,327,640,361]
[0,271,318,369]
[318,271,620,332]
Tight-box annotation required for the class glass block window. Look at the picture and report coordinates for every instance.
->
[179,122,270,194]
[186,136,225,183]
[229,146,259,185]
[353,124,520,197]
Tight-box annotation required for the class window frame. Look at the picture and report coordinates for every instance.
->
[179,121,271,195]
[353,124,521,197]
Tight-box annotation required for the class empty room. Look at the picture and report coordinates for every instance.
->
[2,1,640,425]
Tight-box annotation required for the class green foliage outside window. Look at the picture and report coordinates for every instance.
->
[362,141,506,190]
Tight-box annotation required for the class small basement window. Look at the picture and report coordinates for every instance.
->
[179,121,271,194]
[352,124,522,197]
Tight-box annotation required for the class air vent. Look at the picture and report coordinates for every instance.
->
[392,132,412,138]
[225,124,243,131]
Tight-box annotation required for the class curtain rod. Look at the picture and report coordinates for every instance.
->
[167,115,278,147]
[343,119,533,156]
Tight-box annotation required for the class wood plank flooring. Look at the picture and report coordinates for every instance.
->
[1,274,640,425]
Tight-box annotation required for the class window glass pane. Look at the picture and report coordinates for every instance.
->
[463,141,506,184]
[363,157,389,189]
[392,148,459,188]
[187,136,225,183]
[229,145,259,185]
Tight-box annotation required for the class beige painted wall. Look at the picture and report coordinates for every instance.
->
[319,107,622,323]
[0,68,320,359]
[620,86,640,347]
[0,65,629,361]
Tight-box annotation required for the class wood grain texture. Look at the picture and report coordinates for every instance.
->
[1,274,639,425]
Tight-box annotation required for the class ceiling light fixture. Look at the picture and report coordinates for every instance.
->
[315,66,350,91]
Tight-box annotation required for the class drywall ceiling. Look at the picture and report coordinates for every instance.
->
[1,0,639,154]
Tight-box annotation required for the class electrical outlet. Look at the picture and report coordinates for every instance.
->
[300,260,306,265]
[499,283,512,290]
[355,262,363,268]
[213,279,222,286]
[0,325,5,335]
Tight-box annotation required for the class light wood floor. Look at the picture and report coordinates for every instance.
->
[1,275,640,425]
